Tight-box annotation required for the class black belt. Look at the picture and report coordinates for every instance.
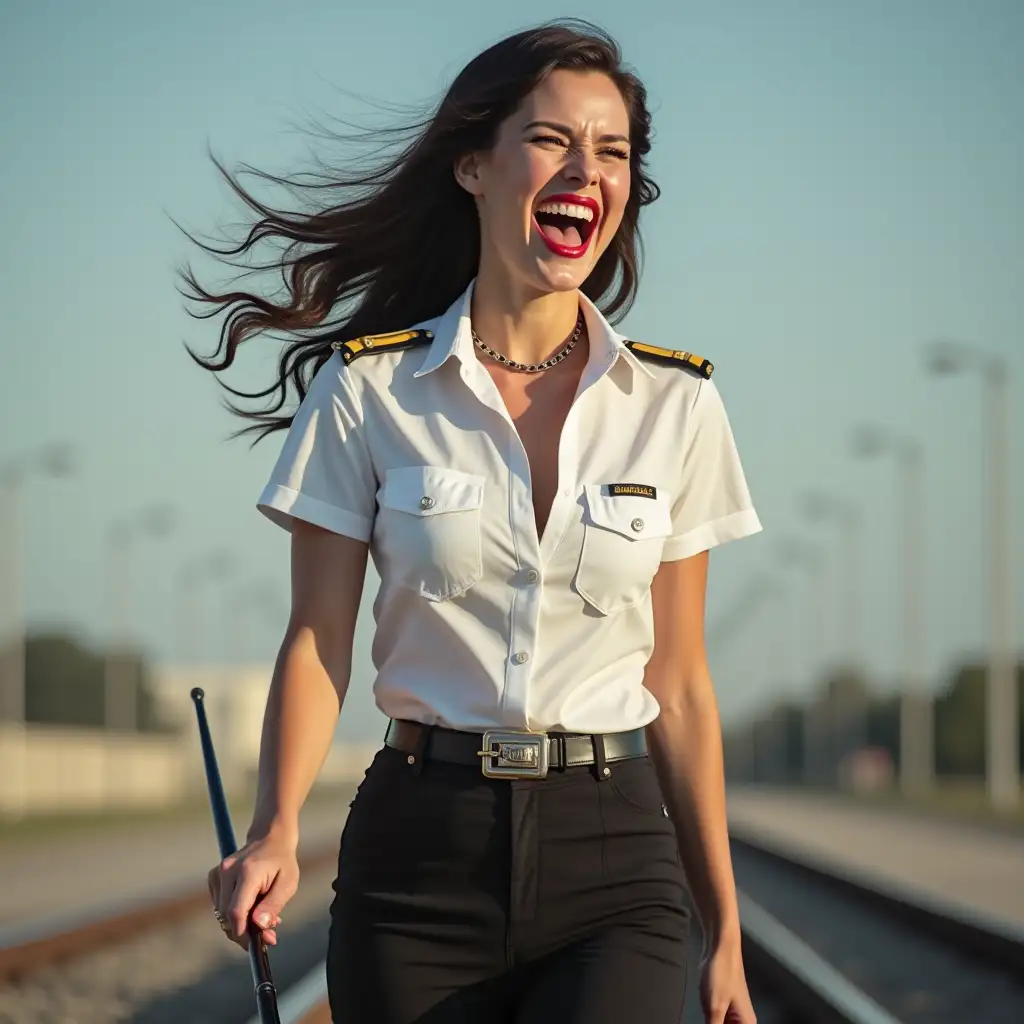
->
[384,719,648,779]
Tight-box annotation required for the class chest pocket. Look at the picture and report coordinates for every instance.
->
[378,466,485,602]
[574,484,674,615]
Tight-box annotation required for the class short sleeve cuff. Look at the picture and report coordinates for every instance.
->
[661,507,763,562]
[257,483,373,542]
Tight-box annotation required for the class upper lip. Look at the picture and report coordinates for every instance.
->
[534,192,601,224]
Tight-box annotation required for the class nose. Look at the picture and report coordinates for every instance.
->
[563,144,599,187]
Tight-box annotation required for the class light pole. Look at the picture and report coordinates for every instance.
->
[226,580,286,667]
[104,503,175,731]
[925,339,1017,809]
[0,443,75,724]
[706,573,777,785]
[0,444,74,821]
[777,537,829,784]
[853,424,932,796]
[802,491,869,772]
[175,549,236,668]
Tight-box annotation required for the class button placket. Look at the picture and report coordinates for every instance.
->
[499,424,542,725]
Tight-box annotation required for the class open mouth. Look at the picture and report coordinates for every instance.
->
[532,193,600,258]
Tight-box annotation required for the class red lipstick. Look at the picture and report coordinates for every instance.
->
[533,193,601,259]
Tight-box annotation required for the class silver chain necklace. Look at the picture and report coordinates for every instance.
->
[471,310,583,373]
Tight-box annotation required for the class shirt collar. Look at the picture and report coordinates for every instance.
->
[413,277,654,380]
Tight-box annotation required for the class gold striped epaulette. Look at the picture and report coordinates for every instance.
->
[331,328,434,364]
[624,341,713,378]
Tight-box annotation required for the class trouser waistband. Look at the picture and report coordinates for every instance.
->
[383,718,648,779]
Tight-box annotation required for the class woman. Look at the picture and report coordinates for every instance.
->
[191,19,761,1024]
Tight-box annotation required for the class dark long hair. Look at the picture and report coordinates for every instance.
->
[177,19,660,442]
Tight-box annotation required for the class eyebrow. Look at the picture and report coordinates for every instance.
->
[523,119,630,145]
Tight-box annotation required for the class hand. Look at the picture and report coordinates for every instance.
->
[207,830,300,950]
[699,936,756,1024]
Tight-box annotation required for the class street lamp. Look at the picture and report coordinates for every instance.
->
[801,491,864,676]
[706,572,777,785]
[924,338,1017,809]
[175,548,236,668]
[104,503,176,731]
[852,423,932,796]
[0,443,74,821]
[801,490,869,773]
[226,579,287,666]
[776,537,831,784]
[0,443,76,724]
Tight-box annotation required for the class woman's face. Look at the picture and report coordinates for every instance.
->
[457,69,633,296]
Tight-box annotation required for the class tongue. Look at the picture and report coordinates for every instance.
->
[539,222,583,248]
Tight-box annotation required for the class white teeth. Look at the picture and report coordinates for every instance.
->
[536,201,595,222]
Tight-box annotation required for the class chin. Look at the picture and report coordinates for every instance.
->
[525,245,606,294]
[532,260,593,293]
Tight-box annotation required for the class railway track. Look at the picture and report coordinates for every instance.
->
[3,829,1022,1023]
[729,828,1024,1024]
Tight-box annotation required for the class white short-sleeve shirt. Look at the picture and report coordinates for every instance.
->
[257,279,762,734]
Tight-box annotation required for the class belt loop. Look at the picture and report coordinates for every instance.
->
[591,734,610,781]
[555,734,567,772]
[408,723,432,776]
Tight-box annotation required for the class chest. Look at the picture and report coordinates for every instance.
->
[367,359,684,610]
[490,369,578,536]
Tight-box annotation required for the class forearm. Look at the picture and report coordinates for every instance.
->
[246,624,349,846]
[645,679,740,950]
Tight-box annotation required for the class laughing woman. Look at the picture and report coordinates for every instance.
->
[191,19,761,1024]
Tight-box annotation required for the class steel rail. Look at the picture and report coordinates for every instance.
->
[0,843,339,984]
[729,826,1024,976]
[244,888,904,1024]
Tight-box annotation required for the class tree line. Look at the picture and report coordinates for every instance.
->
[725,660,1024,783]
[8,630,172,733]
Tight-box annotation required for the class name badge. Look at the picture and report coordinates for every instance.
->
[607,483,657,499]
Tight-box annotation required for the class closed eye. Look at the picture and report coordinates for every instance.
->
[531,135,629,161]
[530,134,568,147]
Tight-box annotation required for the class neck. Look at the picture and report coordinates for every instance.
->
[469,264,582,368]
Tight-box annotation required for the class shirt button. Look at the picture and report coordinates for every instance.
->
[513,651,530,665]
[631,517,645,533]
[525,569,540,584]
[420,496,435,510]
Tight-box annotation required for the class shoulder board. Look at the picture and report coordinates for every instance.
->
[624,341,713,378]
[331,328,434,364]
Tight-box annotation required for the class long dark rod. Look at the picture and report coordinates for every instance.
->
[191,687,281,1024]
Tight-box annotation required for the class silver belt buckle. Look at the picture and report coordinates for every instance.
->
[476,729,549,779]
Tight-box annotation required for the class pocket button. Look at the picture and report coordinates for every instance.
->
[630,517,644,533]
[419,496,435,510]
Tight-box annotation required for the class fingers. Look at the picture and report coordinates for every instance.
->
[227,869,267,941]
[209,856,245,945]
[209,849,298,950]
[251,867,299,931]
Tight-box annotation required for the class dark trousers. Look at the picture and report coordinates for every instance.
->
[326,740,692,1022]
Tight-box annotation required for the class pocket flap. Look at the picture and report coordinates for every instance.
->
[583,484,673,540]
[382,466,485,516]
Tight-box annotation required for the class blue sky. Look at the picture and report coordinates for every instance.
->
[1,1,1021,737]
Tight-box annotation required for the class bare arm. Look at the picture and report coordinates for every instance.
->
[643,550,740,953]
[246,519,369,847]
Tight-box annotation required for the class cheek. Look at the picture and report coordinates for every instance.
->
[601,169,632,236]
[487,150,546,233]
